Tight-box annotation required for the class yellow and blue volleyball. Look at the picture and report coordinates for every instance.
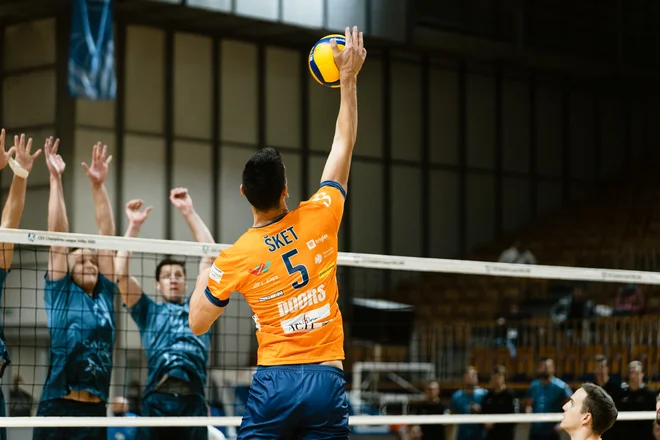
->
[308,34,345,88]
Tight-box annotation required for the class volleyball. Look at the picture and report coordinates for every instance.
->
[308,34,345,88]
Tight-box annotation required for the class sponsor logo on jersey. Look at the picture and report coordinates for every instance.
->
[318,264,335,280]
[248,260,272,276]
[258,290,283,302]
[277,284,326,317]
[280,304,332,334]
[253,275,279,289]
[209,264,224,283]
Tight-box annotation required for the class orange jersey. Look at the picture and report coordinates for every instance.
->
[206,181,346,366]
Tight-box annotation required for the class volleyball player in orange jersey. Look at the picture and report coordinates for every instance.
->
[188,25,366,439]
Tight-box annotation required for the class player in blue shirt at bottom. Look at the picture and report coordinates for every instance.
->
[0,132,42,440]
[526,358,573,440]
[107,397,139,440]
[33,140,118,440]
[451,366,488,440]
[115,188,214,440]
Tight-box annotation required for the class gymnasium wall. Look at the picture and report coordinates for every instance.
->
[1,16,659,395]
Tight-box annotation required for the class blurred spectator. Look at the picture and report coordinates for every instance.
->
[8,375,34,417]
[619,361,655,440]
[550,285,593,324]
[482,366,517,440]
[493,304,525,357]
[408,381,448,440]
[526,358,572,440]
[593,355,621,440]
[613,284,645,316]
[498,240,537,265]
[451,366,487,440]
[107,396,138,440]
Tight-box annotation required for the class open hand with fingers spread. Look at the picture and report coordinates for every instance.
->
[82,142,112,186]
[125,199,152,228]
[170,187,194,216]
[331,26,367,78]
[44,137,65,178]
[13,133,42,174]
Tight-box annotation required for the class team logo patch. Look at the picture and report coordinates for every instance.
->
[209,264,224,283]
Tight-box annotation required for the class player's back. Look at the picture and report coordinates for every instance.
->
[211,183,346,366]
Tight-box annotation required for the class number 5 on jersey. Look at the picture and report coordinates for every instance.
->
[282,249,309,289]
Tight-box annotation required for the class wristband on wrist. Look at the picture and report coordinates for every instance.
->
[8,158,28,179]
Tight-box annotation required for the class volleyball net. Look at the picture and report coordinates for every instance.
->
[0,228,657,437]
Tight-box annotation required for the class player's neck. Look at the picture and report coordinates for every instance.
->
[252,205,289,228]
[569,429,600,440]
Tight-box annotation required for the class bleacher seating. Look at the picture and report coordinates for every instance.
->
[349,169,660,390]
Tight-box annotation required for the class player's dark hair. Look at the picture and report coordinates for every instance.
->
[156,258,186,281]
[580,382,618,435]
[242,147,286,212]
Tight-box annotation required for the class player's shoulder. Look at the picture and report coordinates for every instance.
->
[303,181,346,204]
[214,227,274,264]
[213,238,248,265]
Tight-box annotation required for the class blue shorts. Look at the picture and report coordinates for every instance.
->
[238,364,350,440]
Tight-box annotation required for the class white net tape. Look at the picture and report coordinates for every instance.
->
[3,228,659,284]
[0,228,655,429]
[0,412,652,428]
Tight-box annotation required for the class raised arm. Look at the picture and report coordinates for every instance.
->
[0,133,41,269]
[169,188,215,273]
[115,199,152,308]
[45,137,68,280]
[81,142,115,279]
[320,26,367,192]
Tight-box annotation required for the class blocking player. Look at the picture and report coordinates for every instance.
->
[0,132,41,440]
[34,140,117,440]
[115,188,214,440]
[189,25,366,439]
[560,383,618,440]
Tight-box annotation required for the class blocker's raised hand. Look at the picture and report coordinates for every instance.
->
[44,137,65,178]
[13,133,42,173]
[125,199,152,228]
[82,142,112,186]
[331,26,367,77]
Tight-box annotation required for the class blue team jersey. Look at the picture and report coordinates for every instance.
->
[451,387,487,440]
[41,273,116,402]
[128,294,210,398]
[0,269,10,376]
[528,377,572,434]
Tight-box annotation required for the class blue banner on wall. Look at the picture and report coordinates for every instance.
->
[68,0,116,100]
